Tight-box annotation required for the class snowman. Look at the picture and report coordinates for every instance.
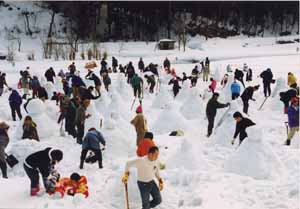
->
[180,88,204,120]
[152,84,173,109]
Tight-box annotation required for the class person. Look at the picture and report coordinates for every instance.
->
[30,76,40,98]
[260,68,273,97]
[103,73,111,92]
[37,86,48,102]
[131,105,148,146]
[112,57,118,73]
[57,95,70,124]
[279,84,299,114]
[0,122,9,178]
[58,69,66,79]
[44,67,56,83]
[231,80,241,100]
[144,75,156,94]
[65,97,80,138]
[122,146,163,209]
[79,86,100,100]
[137,132,155,157]
[85,71,101,96]
[287,72,297,87]
[181,72,189,84]
[126,62,135,84]
[68,62,76,75]
[285,97,299,145]
[240,85,260,114]
[168,77,181,97]
[53,172,89,198]
[119,64,125,74]
[131,74,144,99]
[220,74,229,88]
[75,99,91,144]
[138,57,145,72]
[203,59,210,82]
[8,90,22,121]
[20,70,31,99]
[0,73,8,96]
[163,57,170,70]
[206,93,230,137]
[23,148,63,196]
[100,58,108,72]
[62,78,70,96]
[22,116,39,141]
[191,66,199,87]
[234,69,245,88]
[231,112,255,145]
[71,74,86,98]
[246,68,253,82]
[208,78,217,93]
[79,128,106,169]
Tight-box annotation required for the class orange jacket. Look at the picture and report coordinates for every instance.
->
[55,176,89,198]
[136,138,155,157]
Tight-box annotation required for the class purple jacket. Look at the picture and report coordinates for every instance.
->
[288,105,299,127]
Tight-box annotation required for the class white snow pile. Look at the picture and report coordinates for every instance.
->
[272,77,287,98]
[152,103,187,134]
[176,81,190,101]
[180,88,204,120]
[152,84,173,109]
[224,127,285,180]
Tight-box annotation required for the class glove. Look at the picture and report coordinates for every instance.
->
[226,103,230,107]
[231,138,235,145]
[122,172,130,184]
[158,178,164,191]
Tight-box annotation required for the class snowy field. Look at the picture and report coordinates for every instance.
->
[0,36,299,209]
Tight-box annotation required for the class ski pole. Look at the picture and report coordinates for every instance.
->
[130,97,136,110]
[124,183,130,209]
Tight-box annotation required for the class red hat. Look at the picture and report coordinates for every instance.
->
[136,105,143,113]
[291,97,299,104]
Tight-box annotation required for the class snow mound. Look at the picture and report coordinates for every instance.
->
[272,77,287,98]
[180,88,204,120]
[43,82,56,98]
[152,103,187,134]
[152,84,173,109]
[26,99,45,114]
[224,127,285,180]
[176,81,190,101]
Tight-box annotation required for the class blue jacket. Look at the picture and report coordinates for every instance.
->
[82,130,106,150]
[288,105,299,127]
[231,82,241,94]
[72,75,86,87]
[8,90,22,105]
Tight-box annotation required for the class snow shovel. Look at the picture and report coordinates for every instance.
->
[124,183,130,209]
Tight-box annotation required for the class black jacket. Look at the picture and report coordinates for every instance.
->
[234,118,255,139]
[86,73,101,87]
[45,69,56,79]
[234,69,244,80]
[260,70,273,84]
[37,87,48,99]
[241,87,255,101]
[163,59,170,69]
[25,147,54,178]
[79,87,99,100]
[206,98,228,118]
[112,58,118,67]
[138,60,145,70]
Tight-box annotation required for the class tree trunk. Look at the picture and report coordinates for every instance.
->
[47,11,55,38]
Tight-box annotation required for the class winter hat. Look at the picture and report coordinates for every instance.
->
[233,111,243,119]
[70,172,81,181]
[136,105,143,113]
[144,132,153,139]
[291,97,299,104]
[50,149,63,162]
[213,92,220,97]
[0,122,9,130]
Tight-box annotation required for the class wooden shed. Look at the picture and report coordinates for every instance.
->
[158,39,176,50]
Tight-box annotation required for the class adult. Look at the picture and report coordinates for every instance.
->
[122,146,163,209]
[65,97,80,138]
[285,97,299,145]
[203,58,210,82]
[138,57,145,72]
[168,77,181,97]
[0,73,8,96]
[0,122,9,178]
[246,68,253,82]
[234,69,245,88]
[240,85,260,114]
[30,76,40,99]
[8,90,22,121]
[44,67,56,83]
[112,57,118,73]
[126,62,135,84]
[85,71,101,96]
[80,128,106,169]
[206,93,230,137]
[191,66,199,87]
[75,99,91,144]
[163,57,170,70]
[260,68,274,97]
[279,84,299,114]
[136,132,155,157]
[24,148,63,196]
[287,72,297,87]
[131,105,148,146]
[231,111,255,145]
[144,75,156,94]
[131,74,144,99]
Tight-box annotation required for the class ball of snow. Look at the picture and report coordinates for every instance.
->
[26,99,46,114]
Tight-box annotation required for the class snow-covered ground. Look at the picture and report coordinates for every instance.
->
[0,22,299,209]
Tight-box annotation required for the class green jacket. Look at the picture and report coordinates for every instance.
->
[75,105,86,124]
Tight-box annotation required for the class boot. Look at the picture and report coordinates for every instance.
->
[79,160,84,169]
[0,161,7,178]
[285,139,291,146]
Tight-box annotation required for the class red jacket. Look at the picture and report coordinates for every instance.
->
[209,80,217,91]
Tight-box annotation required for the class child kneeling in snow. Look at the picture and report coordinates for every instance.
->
[51,173,89,198]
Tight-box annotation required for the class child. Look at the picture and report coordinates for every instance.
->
[54,173,89,198]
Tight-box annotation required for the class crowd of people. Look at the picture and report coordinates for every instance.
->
[0,55,298,209]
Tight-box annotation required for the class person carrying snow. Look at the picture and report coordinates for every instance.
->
[53,172,89,198]
[44,67,56,83]
[231,111,255,145]
[260,68,274,97]
[234,68,245,88]
[79,128,106,169]
[231,79,241,100]
[131,105,148,146]
[240,85,260,114]
[122,146,163,209]
[23,148,63,196]
[285,97,299,145]
[131,74,144,99]
[0,73,8,96]
[8,89,23,121]
[0,122,9,178]
[144,75,156,94]
[287,72,297,87]
[208,78,217,93]
[22,116,39,141]
[206,92,230,137]
[75,99,91,144]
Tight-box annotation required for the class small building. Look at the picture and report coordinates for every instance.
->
[158,39,176,50]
